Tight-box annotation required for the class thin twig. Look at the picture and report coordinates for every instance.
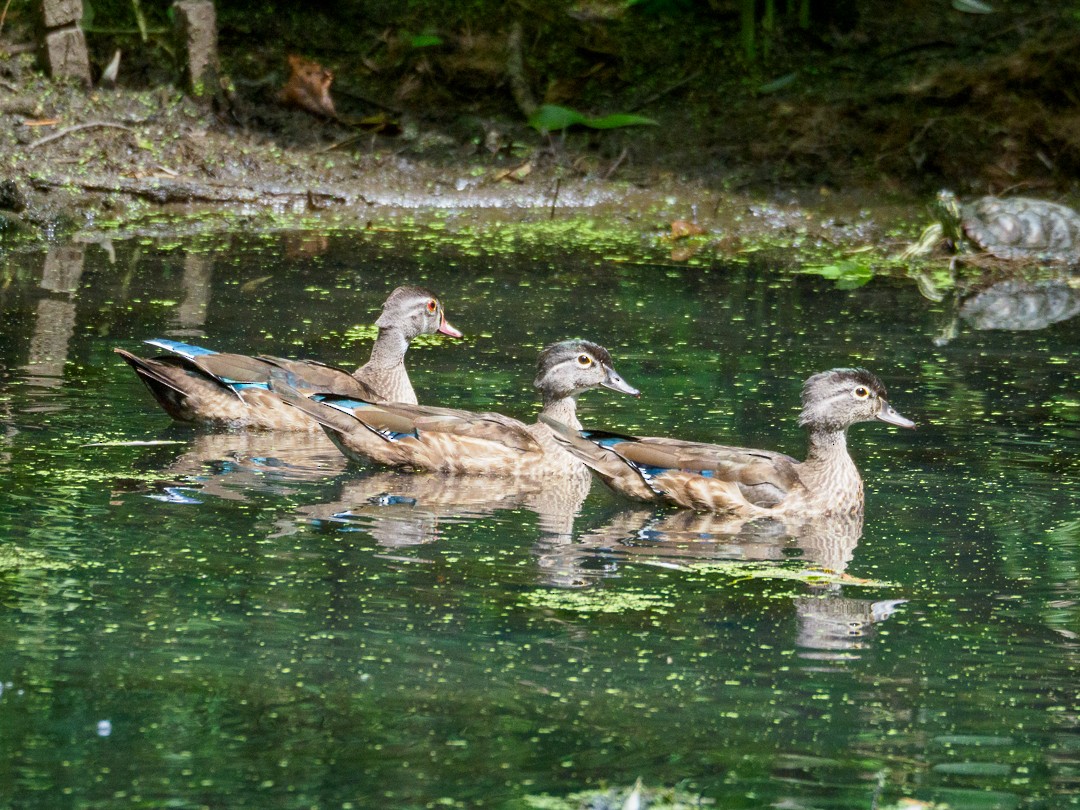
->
[0,0,13,39]
[602,146,629,181]
[630,69,703,112]
[548,177,560,220]
[316,132,366,154]
[28,122,135,150]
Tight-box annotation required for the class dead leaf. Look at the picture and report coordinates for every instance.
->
[670,219,706,239]
[22,119,60,127]
[492,162,533,183]
[278,54,337,119]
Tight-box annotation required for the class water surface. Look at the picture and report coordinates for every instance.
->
[0,227,1077,809]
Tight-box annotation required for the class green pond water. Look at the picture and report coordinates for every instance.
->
[0,225,1077,809]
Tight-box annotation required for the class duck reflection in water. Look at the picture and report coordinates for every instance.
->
[292,469,596,569]
[567,507,906,654]
[111,430,347,505]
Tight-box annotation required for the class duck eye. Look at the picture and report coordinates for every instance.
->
[426,300,437,314]
[853,386,870,399]
[577,354,593,366]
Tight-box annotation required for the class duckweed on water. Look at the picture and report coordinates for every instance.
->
[0,544,72,573]
[688,561,895,589]
[522,588,675,614]
[339,323,450,348]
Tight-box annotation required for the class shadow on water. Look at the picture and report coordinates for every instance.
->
[0,231,1077,808]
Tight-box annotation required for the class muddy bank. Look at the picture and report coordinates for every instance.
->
[0,60,907,255]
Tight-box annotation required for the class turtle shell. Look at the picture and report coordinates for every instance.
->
[960,196,1080,262]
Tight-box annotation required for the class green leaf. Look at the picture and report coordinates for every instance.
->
[528,105,588,132]
[527,104,657,133]
[799,258,874,289]
[410,34,444,48]
[583,112,658,129]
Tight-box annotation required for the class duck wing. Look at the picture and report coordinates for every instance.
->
[613,437,801,507]
[258,355,378,399]
[359,403,543,454]
[541,416,800,513]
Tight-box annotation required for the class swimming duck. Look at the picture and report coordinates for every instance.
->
[541,368,914,516]
[272,339,640,477]
[115,285,461,430]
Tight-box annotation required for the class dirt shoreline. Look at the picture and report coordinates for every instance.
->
[0,75,913,260]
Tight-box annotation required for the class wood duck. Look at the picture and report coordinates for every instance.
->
[271,339,640,477]
[541,368,914,516]
[115,285,461,430]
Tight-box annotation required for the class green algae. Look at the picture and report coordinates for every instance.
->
[0,544,73,573]
[688,560,895,589]
[522,587,676,614]
[337,323,455,349]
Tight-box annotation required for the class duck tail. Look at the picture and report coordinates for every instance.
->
[268,369,361,436]
[114,347,198,420]
[539,415,659,502]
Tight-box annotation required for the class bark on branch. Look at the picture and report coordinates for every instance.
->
[29,174,352,205]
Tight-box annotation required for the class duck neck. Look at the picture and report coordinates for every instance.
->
[801,427,863,510]
[365,326,410,370]
[354,325,416,404]
[539,393,581,431]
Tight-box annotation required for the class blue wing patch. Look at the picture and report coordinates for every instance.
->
[314,396,373,411]
[315,397,418,442]
[145,338,218,359]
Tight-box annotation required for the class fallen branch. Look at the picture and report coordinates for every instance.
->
[29,174,351,205]
[28,121,135,150]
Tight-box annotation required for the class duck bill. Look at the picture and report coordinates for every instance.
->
[438,318,463,338]
[601,364,640,397]
[876,399,916,429]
